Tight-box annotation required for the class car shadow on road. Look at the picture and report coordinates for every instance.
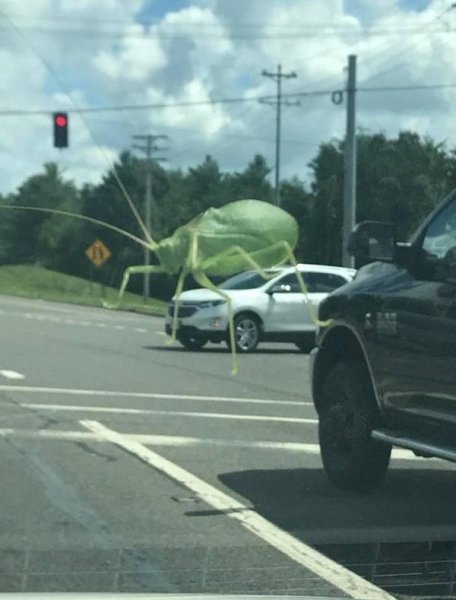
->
[215,466,456,544]
[142,345,305,355]
[209,466,456,597]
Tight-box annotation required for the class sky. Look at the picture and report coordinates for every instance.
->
[0,0,455,194]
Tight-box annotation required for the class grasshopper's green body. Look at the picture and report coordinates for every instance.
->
[156,199,298,275]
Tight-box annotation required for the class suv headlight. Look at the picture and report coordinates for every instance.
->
[198,300,226,308]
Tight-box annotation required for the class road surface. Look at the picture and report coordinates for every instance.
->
[0,295,455,597]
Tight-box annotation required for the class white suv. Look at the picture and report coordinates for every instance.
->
[165,264,356,352]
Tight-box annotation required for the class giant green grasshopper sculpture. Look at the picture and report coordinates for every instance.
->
[2,199,328,373]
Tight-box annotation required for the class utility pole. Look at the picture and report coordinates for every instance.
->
[261,64,298,207]
[132,134,167,300]
[342,54,357,268]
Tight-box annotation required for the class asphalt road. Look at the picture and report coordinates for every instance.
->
[0,294,455,597]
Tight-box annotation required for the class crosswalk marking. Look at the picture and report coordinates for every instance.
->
[0,427,433,461]
[20,402,318,424]
[0,384,309,406]
[80,420,394,600]
[0,370,25,380]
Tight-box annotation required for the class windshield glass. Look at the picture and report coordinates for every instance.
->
[220,269,279,289]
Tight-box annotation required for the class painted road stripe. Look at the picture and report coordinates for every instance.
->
[0,370,25,380]
[0,428,432,461]
[0,384,309,406]
[20,402,318,424]
[80,420,393,600]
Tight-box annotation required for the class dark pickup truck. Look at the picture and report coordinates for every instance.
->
[311,189,456,491]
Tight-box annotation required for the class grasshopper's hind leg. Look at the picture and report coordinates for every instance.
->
[192,270,237,375]
[103,264,166,309]
[276,241,332,328]
[167,268,188,345]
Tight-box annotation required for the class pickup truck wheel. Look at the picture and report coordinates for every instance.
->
[319,360,391,491]
[178,334,208,350]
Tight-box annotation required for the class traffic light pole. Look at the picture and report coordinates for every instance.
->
[132,134,167,300]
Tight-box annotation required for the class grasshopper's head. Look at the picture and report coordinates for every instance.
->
[154,227,189,274]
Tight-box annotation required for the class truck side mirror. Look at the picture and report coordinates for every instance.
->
[347,221,395,267]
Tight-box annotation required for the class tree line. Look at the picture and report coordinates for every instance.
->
[1,130,455,299]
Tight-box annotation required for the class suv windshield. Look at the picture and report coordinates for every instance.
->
[219,269,280,290]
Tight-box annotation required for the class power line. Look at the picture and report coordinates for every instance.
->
[1,82,456,118]
[359,2,456,85]
[3,20,456,39]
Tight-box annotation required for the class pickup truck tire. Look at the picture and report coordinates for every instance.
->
[319,360,391,491]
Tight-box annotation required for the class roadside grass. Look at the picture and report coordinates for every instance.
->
[0,265,167,316]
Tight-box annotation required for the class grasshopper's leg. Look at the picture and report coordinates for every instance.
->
[204,242,331,328]
[167,268,189,345]
[273,241,332,328]
[192,270,238,376]
[103,265,166,309]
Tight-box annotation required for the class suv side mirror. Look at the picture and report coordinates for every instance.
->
[347,221,395,267]
[267,283,291,295]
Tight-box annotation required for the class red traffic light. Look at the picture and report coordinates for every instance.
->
[53,112,69,148]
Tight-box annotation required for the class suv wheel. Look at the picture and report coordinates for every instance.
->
[178,334,208,351]
[319,360,391,491]
[229,314,260,353]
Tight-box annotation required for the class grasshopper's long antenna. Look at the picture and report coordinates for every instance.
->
[0,10,155,247]
[1,205,154,251]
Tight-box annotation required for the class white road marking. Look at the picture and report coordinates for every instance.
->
[0,428,433,461]
[0,384,309,406]
[114,325,125,330]
[20,402,318,424]
[96,323,107,328]
[134,327,147,333]
[0,370,25,380]
[80,420,393,600]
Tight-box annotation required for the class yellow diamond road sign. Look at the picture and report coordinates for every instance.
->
[85,239,111,267]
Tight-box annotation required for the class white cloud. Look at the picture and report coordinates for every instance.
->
[1,0,456,199]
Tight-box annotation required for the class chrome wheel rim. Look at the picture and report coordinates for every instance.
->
[236,318,258,351]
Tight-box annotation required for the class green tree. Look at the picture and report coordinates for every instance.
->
[81,151,169,291]
[2,163,80,267]
[280,177,314,261]
[308,132,455,264]
[226,154,274,202]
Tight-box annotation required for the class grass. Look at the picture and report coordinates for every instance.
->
[0,265,167,316]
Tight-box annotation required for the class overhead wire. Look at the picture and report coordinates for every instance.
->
[0,9,153,245]
[359,2,455,85]
[2,81,456,118]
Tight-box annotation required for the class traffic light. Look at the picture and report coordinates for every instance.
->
[53,112,68,148]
